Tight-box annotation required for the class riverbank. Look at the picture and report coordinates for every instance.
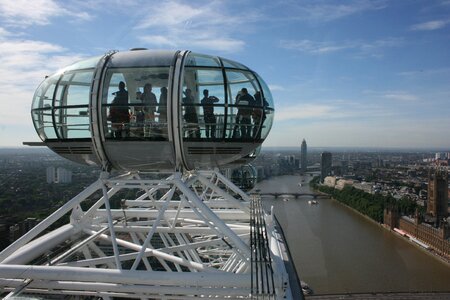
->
[314,188,450,267]
[381,223,450,266]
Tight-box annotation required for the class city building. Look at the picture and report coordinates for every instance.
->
[335,178,354,190]
[353,181,373,194]
[321,151,332,182]
[301,139,307,173]
[46,166,73,184]
[384,208,450,259]
[57,167,72,183]
[323,176,336,187]
[46,166,56,184]
[427,167,448,222]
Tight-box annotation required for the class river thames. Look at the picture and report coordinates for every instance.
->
[256,175,450,295]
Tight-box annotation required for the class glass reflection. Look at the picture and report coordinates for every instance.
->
[53,71,93,139]
[225,71,263,140]
[181,55,272,142]
[31,74,60,140]
[254,74,274,139]
[103,67,170,140]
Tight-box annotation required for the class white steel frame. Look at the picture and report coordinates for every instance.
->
[0,169,292,299]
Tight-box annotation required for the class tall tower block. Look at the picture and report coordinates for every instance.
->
[300,139,307,173]
[427,167,449,221]
[321,151,332,182]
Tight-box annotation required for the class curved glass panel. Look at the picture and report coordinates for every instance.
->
[102,67,170,140]
[54,107,90,139]
[32,109,56,139]
[185,53,221,67]
[225,70,262,140]
[31,74,61,140]
[62,55,102,72]
[183,67,226,139]
[54,70,93,139]
[255,74,274,108]
[64,72,93,105]
[32,74,60,110]
[255,74,274,139]
[231,164,257,191]
[221,58,249,70]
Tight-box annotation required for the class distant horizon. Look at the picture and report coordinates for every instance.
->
[263,146,450,153]
[1,145,449,154]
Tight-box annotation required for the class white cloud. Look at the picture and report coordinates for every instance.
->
[359,37,403,51]
[136,1,205,29]
[0,40,66,87]
[191,38,245,52]
[275,103,336,121]
[278,0,387,23]
[268,84,286,92]
[0,0,92,27]
[398,68,450,77]
[0,37,84,134]
[0,27,12,37]
[279,40,351,54]
[135,0,257,53]
[411,20,449,31]
[140,35,177,48]
[383,92,419,102]
[280,38,402,56]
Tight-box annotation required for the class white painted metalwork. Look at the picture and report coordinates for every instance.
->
[0,169,293,299]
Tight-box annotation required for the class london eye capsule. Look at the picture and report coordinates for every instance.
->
[230,164,258,191]
[30,49,274,171]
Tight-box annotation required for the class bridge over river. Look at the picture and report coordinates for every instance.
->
[259,192,328,199]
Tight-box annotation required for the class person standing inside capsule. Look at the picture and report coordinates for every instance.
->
[141,83,157,121]
[158,87,168,124]
[156,87,168,140]
[109,81,129,138]
[252,91,268,139]
[183,88,200,138]
[236,88,255,139]
[201,89,220,138]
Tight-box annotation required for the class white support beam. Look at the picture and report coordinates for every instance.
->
[93,209,249,220]
[0,170,292,299]
[131,185,176,270]
[100,176,122,270]
[2,224,79,264]
[195,173,250,214]
[174,177,252,259]
[0,280,251,297]
[83,228,219,273]
[210,169,251,201]
[59,237,229,268]
[0,265,252,287]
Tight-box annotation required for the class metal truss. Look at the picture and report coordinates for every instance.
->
[0,170,293,299]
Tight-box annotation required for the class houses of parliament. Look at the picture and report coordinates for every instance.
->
[384,167,450,259]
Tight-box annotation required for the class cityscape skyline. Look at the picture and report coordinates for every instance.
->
[1,1,450,148]
[1,143,449,296]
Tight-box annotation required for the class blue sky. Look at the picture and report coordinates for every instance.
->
[0,0,449,148]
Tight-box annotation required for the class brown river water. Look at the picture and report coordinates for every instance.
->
[257,175,450,295]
